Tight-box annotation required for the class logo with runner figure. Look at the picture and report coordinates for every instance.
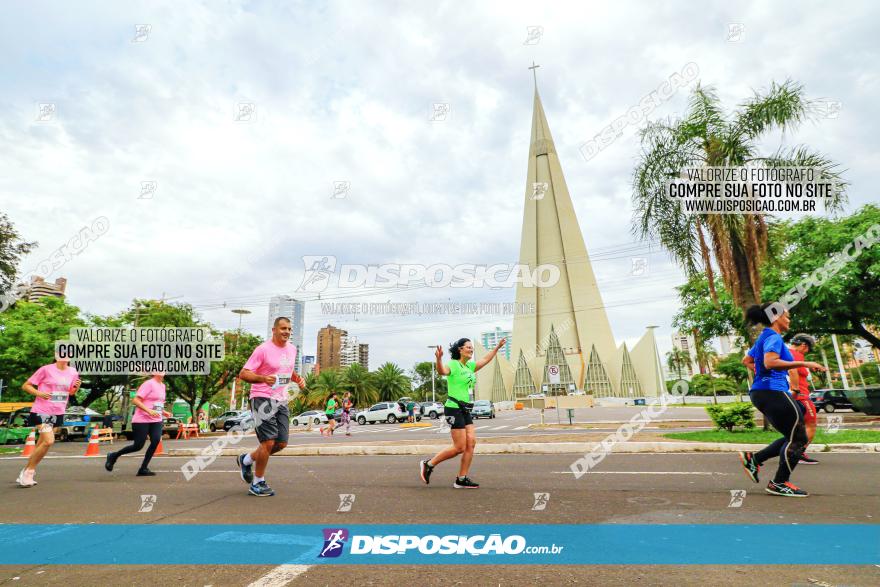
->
[319,528,349,558]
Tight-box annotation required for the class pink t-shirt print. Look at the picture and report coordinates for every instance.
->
[244,340,298,401]
[132,379,166,424]
[28,363,79,416]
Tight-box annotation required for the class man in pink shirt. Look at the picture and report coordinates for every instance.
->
[17,357,81,487]
[236,317,305,496]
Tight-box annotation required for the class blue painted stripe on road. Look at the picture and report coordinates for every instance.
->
[0,524,876,565]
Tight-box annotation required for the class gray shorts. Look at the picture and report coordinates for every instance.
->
[250,397,290,444]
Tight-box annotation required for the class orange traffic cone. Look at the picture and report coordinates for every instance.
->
[22,430,36,457]
[84,428,101,456]
[154,440,164,456]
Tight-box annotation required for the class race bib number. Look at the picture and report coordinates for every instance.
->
[153,402,164,416]
[50,392,68,403]
[273,374,291,389]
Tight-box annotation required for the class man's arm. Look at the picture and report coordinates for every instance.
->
[239,368,274,386]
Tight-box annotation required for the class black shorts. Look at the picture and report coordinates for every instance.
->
[443,407,473,430]
[325,414,336,422]
[28,413,64,428]
[250,397,290,443]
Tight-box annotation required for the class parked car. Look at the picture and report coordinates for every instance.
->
[472,400,496,419]
[567,390,586,396]
[223,411,255,431]
[211,410,248,432]
[419,401,444,419]
[291,410,328,426]
[810,389,857,413]
[57,413,94,441]
[357,402,418,425]
[0,409,34,444]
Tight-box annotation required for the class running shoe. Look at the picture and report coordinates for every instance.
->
[799,454,819,465]
[105,452,118,472]
[136,468,156,476]
[419,459,434,485]
[17,468,36,488]
[739,451,760,483]
[453,476,479,489]
[248,481,275,496]
[765,481,809,497]
[236,453,254,484]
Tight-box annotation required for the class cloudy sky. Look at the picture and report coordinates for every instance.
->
[2,0,877,372]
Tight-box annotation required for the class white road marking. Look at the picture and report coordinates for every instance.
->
[513,425,529,430]
[488,425,509,430]
[553,471,733,475]
[246,564,311,587]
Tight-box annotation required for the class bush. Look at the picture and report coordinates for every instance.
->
[705,402,756,431]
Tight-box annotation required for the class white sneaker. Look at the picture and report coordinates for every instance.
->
[17,468,36,487]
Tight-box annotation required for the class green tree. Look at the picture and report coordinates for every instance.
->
[0,213,36,296]
[411,361,447,401]
[342,363,378,408]
[715,353,750,398]
[633,80,846,316]
[372,362,411,402]
[762,205,880,348]
[0,297,84,402]
[307,369,346,408]
[666,348,691,380]
[673,275,742,340]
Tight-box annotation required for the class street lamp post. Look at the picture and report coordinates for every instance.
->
[230,309,252,410]
[427,345,437,402]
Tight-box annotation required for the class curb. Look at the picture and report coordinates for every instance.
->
[165,441,880,457]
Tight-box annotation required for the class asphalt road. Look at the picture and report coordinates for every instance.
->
[1,448,877,586]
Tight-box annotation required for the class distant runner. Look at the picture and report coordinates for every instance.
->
[788,333,819,464]
[341,392,354,436]
[17,356,81,487]
[105,372,168,476]
[321,392,338,437]
[235,317,305,496]
[419,337,506,489]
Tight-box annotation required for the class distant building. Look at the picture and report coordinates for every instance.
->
[302,355,316,376]
[358,343,370,370]
[23,276,67,302]
[671,331,700,377]
[480,327,512,361]
[317,324,346,370]
[267,295,304,371]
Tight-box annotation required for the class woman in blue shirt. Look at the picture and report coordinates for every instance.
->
[739,303,825,497]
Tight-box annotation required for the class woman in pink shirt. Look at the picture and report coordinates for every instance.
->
[17,357,81,487]
[104,372,168,476]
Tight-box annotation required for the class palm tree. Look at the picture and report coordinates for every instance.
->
[372,362,411,402]
[307,369,346,408]
[694,341,719,404]
[666,348,692,380]
[343,363,378,407]
[633,80,846,316]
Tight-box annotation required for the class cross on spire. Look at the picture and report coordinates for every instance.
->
[528,61,540,89]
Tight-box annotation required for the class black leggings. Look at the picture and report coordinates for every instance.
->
[750,389,808,484]
[112,422,163,471]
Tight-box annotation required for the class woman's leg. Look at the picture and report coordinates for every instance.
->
[458,424,477,477]
[112,423,149,458]
[138,422,164,471]
[26,425,55,472]
[429,428,466,466]
[752,390,806,484]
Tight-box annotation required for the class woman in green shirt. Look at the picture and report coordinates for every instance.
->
[419,336,506,488]
[321,392,338,437]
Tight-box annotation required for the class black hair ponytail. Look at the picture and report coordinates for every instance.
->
[745,303,775,326]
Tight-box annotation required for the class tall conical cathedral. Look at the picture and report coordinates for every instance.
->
[475,78,665,399]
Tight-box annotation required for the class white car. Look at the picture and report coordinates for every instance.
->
[357,402,414,425]
[291,410,329,426]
